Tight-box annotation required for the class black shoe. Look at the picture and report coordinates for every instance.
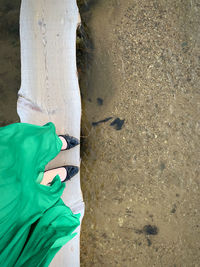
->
[61,165,79,182]
[58,134,80,151]
[46,165,79,185]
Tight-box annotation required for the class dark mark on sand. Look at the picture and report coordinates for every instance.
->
[92,117,113,126]
[110,118,125,130]
[97,97,103,105]
[160,162,166,171]
[143,225,158,235]
[147,238,152,246]
[170,204,177,214]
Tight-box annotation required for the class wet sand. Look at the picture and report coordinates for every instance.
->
[0,0,21,126]
[78,0,200,266]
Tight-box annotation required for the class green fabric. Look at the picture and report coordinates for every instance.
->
[36,171,44,184]
[0,121,80,266]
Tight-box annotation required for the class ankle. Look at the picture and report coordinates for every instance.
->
[59,136,67,150]
[40,167,67,185]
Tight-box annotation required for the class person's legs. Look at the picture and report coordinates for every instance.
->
[59,136,68,150]
[39,137,67,185]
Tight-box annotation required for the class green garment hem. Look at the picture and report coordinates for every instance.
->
[36,171,44,184]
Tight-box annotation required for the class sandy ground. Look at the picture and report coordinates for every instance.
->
[79,0,200,266]
[0,0,200,266]
[0,0,21,126]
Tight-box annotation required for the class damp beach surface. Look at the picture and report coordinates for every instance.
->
[0,0,21,125]
[0,0,200,266]
[78,0,200,266]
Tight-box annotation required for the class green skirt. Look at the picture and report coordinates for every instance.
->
[0,121,80,266]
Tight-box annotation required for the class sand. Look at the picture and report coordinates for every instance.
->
[78,0,200,266]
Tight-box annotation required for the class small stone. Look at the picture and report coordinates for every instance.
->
[118,218,124,227]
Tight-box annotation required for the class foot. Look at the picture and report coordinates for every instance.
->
[40,167,67,185]
[59,136,68,150]
[58,134,80,151]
